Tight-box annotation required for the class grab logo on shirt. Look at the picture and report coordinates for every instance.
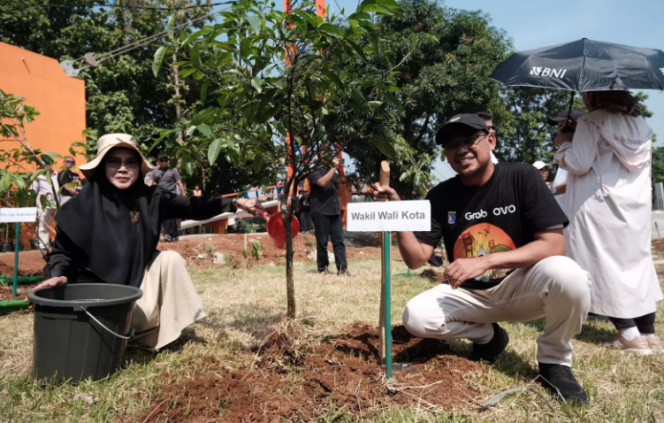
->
[464,205,516,221]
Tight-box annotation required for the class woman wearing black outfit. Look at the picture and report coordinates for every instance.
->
[35,134,260,350]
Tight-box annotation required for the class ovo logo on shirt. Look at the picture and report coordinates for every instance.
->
[453,223,516,282]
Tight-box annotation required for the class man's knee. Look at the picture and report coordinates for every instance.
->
[402,296,444,339]
[536,256,591,301]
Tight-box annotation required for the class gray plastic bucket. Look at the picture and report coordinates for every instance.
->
[28,283,142,382]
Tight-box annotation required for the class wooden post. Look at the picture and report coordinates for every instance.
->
[379,161,390,365]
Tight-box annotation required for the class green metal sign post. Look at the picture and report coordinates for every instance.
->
[13,223,20,299]
[382,230,392,378]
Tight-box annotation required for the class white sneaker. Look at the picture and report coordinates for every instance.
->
[605,334,652,355]
[646,335,664,353]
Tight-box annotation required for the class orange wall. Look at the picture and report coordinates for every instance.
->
[0,42,86,168]
[0,42,86,246]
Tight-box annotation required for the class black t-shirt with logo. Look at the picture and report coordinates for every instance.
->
[58,170,81,197]
[415,163,568,290]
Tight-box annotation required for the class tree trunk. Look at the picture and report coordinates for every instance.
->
[172,53,184,147]
[283,180,297,319]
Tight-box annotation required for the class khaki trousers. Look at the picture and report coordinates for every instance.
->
[402,256,591,366]
[131,251,207,350]
[36,207,56,250]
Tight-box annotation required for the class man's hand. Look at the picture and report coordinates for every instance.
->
[332,158,340,169]
[443,258,488,289]
[237,198,261,215]
[372,183,401,202]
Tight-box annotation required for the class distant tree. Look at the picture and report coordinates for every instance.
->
[0,0,270,192]
[325,0,511,196]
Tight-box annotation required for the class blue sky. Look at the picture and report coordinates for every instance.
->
[326,0,664,181]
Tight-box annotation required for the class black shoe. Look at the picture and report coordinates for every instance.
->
[319,269,332,275]
[469,323,509,364]
[337,269,351,277]
[538,363,588,404]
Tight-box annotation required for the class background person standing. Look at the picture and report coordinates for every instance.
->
[148,155,186,242]
[532,161,553,188]
[31,162,59,251]
[58,156,81,206]
[308,156,348,275]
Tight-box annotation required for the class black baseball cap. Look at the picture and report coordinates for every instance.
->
[547,109,586,126]
[436,114,490,146]
[158,155,169,161]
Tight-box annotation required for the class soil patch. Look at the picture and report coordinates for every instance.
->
[6,233,385,276]
[159,233,384,269]
[135,322,482,422]
[0,250,45,277]
[0,285,29,301]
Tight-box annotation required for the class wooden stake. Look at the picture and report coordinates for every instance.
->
[379,161,390,363]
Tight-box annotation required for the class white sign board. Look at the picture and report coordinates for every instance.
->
[0,207,38,223]
[347,201,431,232]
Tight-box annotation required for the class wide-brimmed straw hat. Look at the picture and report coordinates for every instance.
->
[79,134,154,179]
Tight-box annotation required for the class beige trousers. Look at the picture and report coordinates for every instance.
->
[36,207,56,250]
[402,256,591,366]
[130,251,207,350]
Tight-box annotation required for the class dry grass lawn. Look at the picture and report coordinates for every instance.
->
[1,251,664,422]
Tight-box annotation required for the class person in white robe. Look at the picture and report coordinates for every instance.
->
[554,90,663,355]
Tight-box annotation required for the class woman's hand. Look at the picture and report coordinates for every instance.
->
[26,276,67,300]
[555,129,573,147]
[236,198,261,215]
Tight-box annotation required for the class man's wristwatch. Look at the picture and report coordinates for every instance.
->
[550,186,557,195]
[231,198,239,212]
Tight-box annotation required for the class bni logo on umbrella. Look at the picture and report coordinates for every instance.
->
[529,67,567,78]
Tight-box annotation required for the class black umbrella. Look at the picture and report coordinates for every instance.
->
[490,38,664,92]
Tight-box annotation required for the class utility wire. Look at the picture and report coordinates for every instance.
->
[5,0,237,11]
[69,5,233,67]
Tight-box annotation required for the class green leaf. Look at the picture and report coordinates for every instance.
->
[374,135,397,160]
[191,44,203,69]
[368,101,383,108]
[167,14,176,40]
[347,40,366,60]
[181,28,212,47]
[208,138,224,165]
[253,153,264,173]
[180,68,197,78]
[9,173,25,189]
[350,88,368,112]
[200,80,209,103]
[246,16,261,34]
[251,76,263,93]
[383,91,402,111]
[191,107,218,125]
[197,123,213,138]
[0,172,11,192]
[152,46,167,77]
[322,70,344,91]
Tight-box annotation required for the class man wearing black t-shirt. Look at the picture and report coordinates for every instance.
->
[58,156,81,206]
[308,157,348,275]
[373,114,591,403]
